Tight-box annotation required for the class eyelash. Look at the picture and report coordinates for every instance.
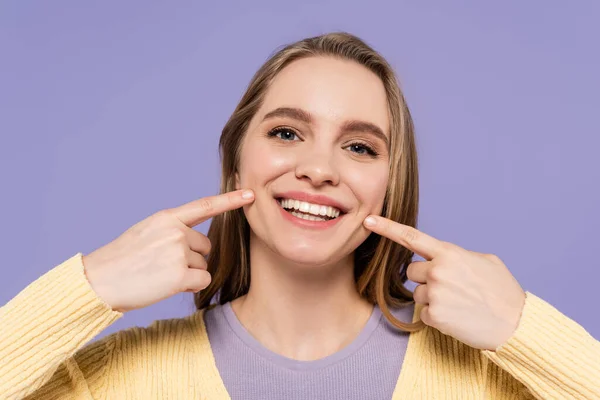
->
[267,126,380,158]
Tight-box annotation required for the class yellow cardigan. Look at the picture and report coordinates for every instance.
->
[1,253,599,399]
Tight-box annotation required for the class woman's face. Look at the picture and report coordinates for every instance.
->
[236,56,391,267]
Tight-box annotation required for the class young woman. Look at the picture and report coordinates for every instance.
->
[1,32,599,399]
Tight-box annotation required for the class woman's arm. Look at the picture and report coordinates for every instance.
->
[482,291,600,399]
[0,253,123,399]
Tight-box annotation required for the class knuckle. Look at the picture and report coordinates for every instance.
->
[427,304,443,324]
[487,253,501,263]
[191,251,208,268]
[198,198,213,213]
[428,287,441,304]
[204,237,212,254]
[406,261,423,280]
[440,241,453,250]
[176,249,188,266]
[401,227,419,244]
[154,210,177,228]
[198,256,208,270]
[191,231,211,254]
[427,266,443,282]
[156,209,174,220]
[203,270,212,286]
[169,227,186,243]
[192,270,211,291]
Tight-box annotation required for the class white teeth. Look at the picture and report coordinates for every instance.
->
[309,204,320,215]
[278,198,342,219]
[290,211,327,221]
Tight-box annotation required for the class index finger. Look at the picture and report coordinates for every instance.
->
[173,189,254,227]
[363,215,443,260]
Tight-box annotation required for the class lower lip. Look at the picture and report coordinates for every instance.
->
[276,200,343,229]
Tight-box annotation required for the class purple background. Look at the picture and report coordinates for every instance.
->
[1,1,598,342]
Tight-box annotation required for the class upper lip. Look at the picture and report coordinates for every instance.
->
[274,191,349,214]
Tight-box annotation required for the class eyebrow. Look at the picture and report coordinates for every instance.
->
[262,107,389,147]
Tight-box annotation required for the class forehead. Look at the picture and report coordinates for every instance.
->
[259,56,390,136]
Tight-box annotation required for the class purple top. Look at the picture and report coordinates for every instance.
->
[204,301,414,399]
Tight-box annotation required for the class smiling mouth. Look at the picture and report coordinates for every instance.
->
[276,198,343,222]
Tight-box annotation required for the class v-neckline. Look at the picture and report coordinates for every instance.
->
[391,302,425,399]
[191,303,424,399]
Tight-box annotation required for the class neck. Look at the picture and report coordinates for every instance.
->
[230,232,375,361]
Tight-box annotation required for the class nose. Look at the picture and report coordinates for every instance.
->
[295,149,340,187]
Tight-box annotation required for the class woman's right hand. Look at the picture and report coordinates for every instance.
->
[82,189,255,313]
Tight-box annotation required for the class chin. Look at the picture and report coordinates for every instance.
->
[272,241,344,267]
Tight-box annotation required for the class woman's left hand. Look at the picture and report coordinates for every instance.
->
[364,215,527,351]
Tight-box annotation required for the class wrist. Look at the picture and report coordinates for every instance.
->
[82,254,122,312]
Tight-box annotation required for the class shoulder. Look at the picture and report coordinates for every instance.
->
[65,307,219,397]
[103,306,214,355]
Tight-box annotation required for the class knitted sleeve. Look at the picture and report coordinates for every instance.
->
[0,253,123,399]
[481,291,600,399]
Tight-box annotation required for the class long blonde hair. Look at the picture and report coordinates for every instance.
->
[194,32,426,333]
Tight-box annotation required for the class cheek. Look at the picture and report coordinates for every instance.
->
[238,139,295,186]
[344,164,389,211]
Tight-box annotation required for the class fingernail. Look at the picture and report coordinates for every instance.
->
[242,190,254,199]
[364,216,376,227]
